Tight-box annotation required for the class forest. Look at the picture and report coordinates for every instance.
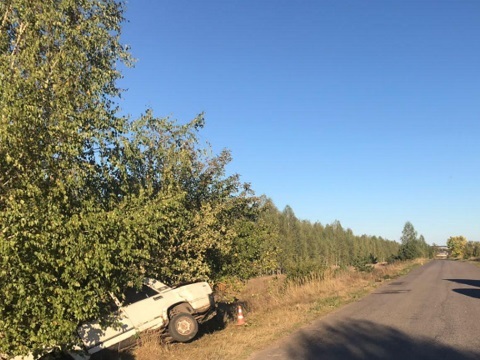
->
[0,0,439,357]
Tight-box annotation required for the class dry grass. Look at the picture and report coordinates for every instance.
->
[467,257,480,267]
[128,259,425,360]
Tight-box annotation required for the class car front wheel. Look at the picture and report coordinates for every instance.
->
[168,313,199,342]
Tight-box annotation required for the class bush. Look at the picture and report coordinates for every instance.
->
[352,256,374,272]
[285,260,327,284]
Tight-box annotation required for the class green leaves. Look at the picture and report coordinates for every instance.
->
[268,204,401,278]
[0,0,133,356]
[396,222,430,260]
[0,0,273,356]
[447,235,467,258]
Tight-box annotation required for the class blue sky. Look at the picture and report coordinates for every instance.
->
[119,1,480,245]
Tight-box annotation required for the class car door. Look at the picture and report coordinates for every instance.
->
[77,306,135,354]
[120,285,170,332]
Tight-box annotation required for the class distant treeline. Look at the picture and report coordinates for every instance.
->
[257,202,400,276]
[446,236,480,259]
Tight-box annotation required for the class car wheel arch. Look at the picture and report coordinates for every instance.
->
[168,302,194,318]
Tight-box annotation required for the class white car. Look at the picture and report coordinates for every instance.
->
[75,278,216,357]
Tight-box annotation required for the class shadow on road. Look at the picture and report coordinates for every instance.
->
[284,319,480,360]
[452,288,480,299]
[444,279,480,288]
[444,279,480,300]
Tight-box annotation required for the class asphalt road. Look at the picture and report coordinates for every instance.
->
[249,260,480,360]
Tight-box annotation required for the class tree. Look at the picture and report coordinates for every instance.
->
[400,221,417,245]
[0,1,134,356]
[464,241,480,259]
[447,236,467,259]
[0,2,277,355]
[206,196,280,280]
[417,234,432,258]
[398,222,422,260]
[278,205,301,271]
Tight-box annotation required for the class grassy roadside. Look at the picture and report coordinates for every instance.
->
[466,258,480,267]
[131,259,426,360]
[462,258,480,275]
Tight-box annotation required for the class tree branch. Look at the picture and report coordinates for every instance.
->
[10,21,28,69]
[1,4,11,29]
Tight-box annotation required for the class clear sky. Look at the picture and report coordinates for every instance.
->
[119,1,480,245]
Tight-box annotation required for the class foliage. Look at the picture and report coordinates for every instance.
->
[367,253,378,264]
[0,0,133,356]
[0,0,274,355]
[400,221,417,245]
[110,111,258,283]
[352,253,377,272]
[286,259,327,284]
[396,222,430,260]
[386,253,400,264]
[463,241,480,259]
[262,204,400,278]
[206,196,280,281]
[447,236,467,259]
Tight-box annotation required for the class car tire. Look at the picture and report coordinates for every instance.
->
[168,312,199,342]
